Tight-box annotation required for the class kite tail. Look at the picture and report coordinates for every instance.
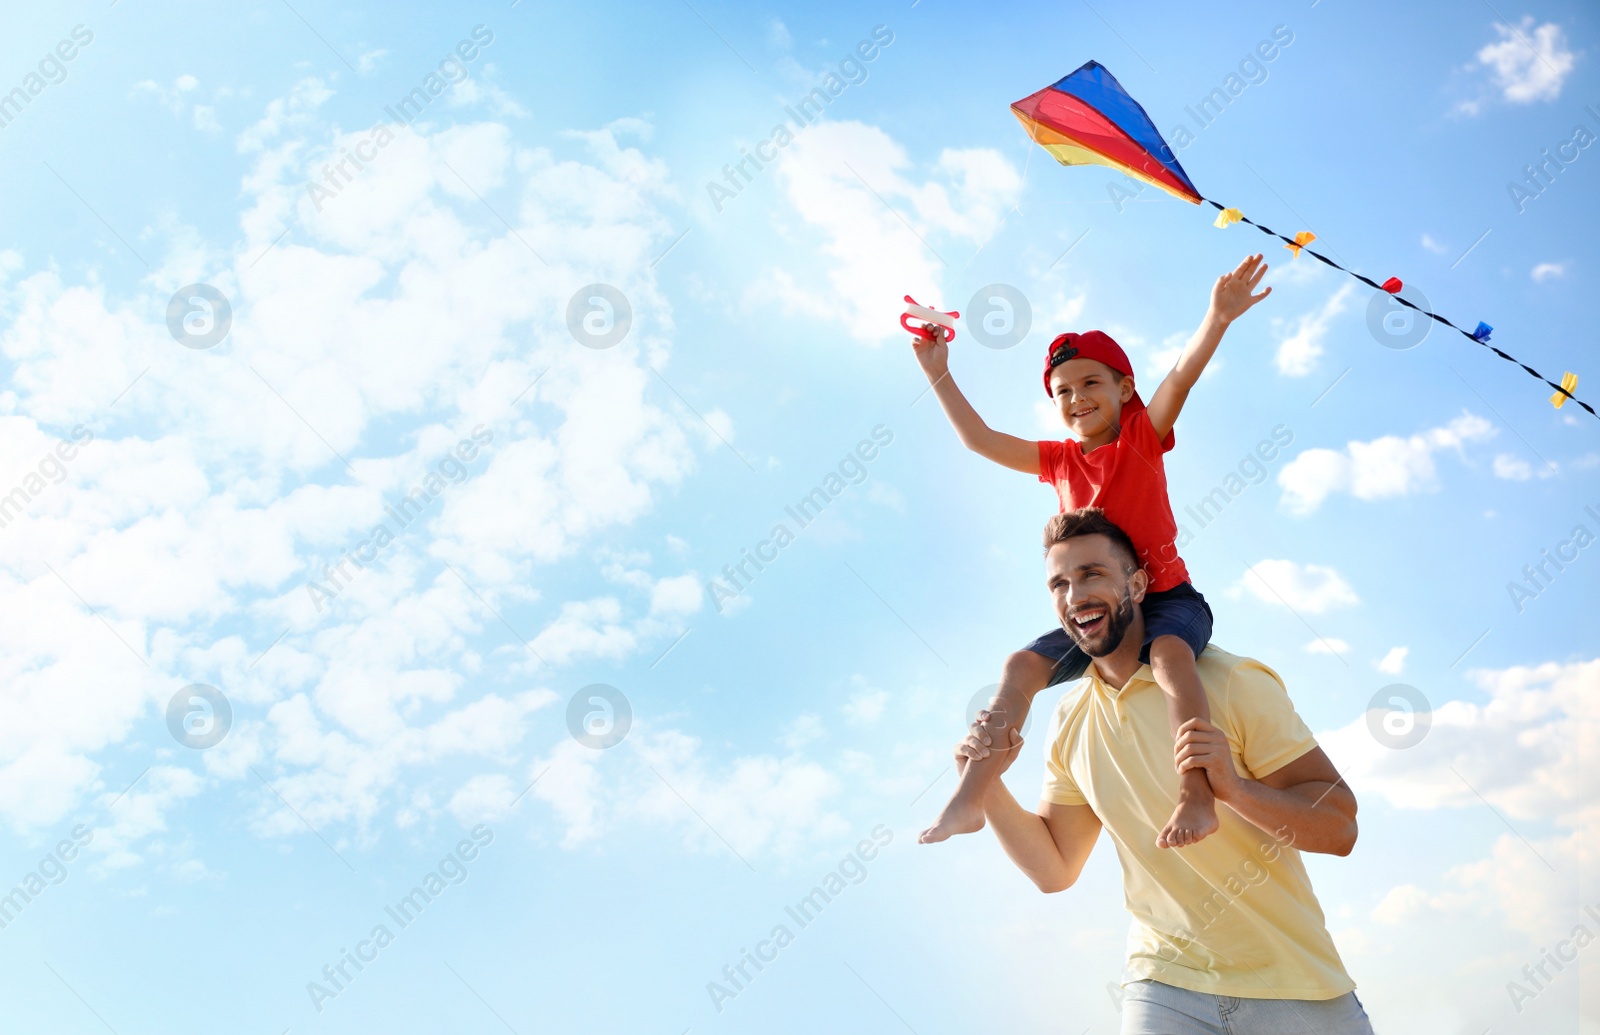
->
[1200,198,1597,422]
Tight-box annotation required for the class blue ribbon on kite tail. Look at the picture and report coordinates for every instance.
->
[1199,197,1596,421]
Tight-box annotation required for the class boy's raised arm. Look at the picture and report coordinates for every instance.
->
[1146,253,1272,441]
[911,326,1041,475]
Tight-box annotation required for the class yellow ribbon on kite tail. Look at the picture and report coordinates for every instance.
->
[1553,372,1579,409]
[1285,231,1316,258]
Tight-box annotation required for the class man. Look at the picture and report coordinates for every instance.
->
[959,507,1374,1033]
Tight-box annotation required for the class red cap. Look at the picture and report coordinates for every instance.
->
[1042,330,1145,411]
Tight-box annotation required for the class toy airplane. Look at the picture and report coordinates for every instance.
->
[901,295,960,342]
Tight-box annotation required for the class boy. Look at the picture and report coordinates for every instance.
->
[915,254,1272,849]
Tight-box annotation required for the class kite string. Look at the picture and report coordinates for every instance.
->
[1199,198,1596,421]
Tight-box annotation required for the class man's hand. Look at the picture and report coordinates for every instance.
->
[1173,717,1243,802]
[953,708,1024,779]
[910,323,950,381]
[1208,253,1272,326]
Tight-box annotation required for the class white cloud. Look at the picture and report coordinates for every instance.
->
[650,573,702,616]
[781,713,824,750]
[1277,412,1496,514]
[0,81,724,857]
[1475,18,1577,104]
[630,730,849,860]
[1149,330,1223,385]
[1492,453,1532,480]
[1034,397,1064,436]
[1319,657,1600,938]
[1420,234,1449,255]
[1306,637,1351,655]
[842,681,888,724]
[1376,646,1408,675]
[1233,559,1358,613]
[760,120,1022,344]
[447,773,515,824]
[1371,883,1434,926]
[1263,254,1327,287]
[1530,262,1566,282]
[134,75,223,136]
[444,65,529,120]
[528,741,604,848]
[529,598,636,665]
[236,77,333,152]
[1272,283,1355,376]
[1325,658,1599,821]
[91,765,207,870]
[480,723,863,863]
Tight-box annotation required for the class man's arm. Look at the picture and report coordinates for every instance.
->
[1145,254,1272,441]
[956,721,1100,891]
[911,326,1040,475]
[983,778,1102,893]
[1174,722,1357,856]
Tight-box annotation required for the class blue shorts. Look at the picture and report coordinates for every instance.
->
[1022,581,1213,688]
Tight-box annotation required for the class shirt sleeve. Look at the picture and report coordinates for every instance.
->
[1223,657,1319,779]
[1126,404,1175,455]
[1036,440,1065,485]
[1040,697,1087,806]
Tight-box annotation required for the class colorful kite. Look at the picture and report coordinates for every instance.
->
[1011,60,1593,420]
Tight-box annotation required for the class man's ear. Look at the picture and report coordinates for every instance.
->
[1127,566,1150,604]
[1119,375,1136,405]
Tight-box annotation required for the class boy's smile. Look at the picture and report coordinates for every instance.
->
[1049,356,1135,446]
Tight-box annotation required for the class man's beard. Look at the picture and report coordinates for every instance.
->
[1064,590,1136,658]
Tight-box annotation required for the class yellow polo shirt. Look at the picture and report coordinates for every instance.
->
[1041,646,1356,1000]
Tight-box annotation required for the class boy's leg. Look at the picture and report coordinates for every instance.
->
[918,648,1058,844]
[1150,634,1218,849]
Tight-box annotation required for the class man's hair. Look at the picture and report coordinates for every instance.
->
[1042,507,1140,573]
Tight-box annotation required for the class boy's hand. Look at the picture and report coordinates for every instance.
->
[1174,717,1243,803]
[910,323,950,380]
[953,709,1024,778]
[1209,253,1272,326]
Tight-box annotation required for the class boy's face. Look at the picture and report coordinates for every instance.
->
[1048,357,1134,440]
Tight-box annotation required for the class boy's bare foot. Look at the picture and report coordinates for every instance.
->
[918,797,986,843]
[1156,796,1219,849]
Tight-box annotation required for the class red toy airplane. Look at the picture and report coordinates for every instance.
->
[901,295,959,342]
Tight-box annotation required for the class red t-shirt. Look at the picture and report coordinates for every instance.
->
[1036,405,1190,592]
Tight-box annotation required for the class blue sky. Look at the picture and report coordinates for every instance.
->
[0,0,1596,1032]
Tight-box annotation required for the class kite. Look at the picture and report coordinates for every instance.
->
[1011,60,1593,420]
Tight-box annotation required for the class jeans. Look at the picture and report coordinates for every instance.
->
[1120,979,1375,1034]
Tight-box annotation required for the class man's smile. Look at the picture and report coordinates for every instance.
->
[1069,605,1109,637]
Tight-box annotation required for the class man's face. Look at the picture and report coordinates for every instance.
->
[1046,534,1146,657]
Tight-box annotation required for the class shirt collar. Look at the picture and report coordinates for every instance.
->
[1086,661,1155,699]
